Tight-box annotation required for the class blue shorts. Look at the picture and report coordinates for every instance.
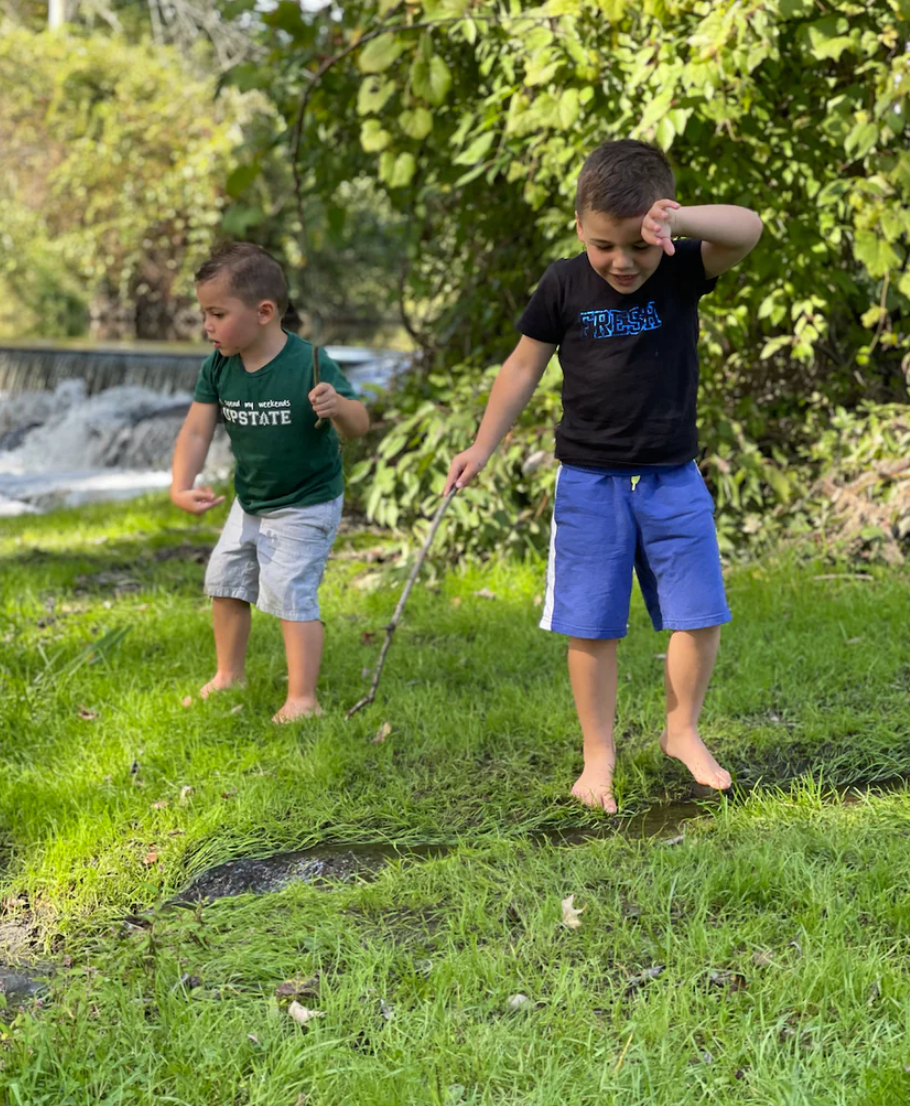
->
[539,462,731,639]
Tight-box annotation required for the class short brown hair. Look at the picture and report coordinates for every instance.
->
[195,242,289,314]
[575,139,675,219]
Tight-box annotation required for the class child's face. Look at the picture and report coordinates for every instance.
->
[576,208,663,295]
[196,274,275,356]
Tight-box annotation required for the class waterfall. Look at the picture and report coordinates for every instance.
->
[0,343,203,397]
[0,342,408,516]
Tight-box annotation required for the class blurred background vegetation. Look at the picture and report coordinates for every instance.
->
[3,0,910,561]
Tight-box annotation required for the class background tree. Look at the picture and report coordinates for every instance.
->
[230,0,910,555]
[0,29,253,338]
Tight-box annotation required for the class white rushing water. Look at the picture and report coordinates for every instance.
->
[0,346,407,516]
[0,380,232,515]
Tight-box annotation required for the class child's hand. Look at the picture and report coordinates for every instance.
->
[641,198,681,256]
[309,382,341,421]
[171,486,225,515]
[444,445,490,495]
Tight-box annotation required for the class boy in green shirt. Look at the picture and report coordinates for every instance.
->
[171,242,370,722]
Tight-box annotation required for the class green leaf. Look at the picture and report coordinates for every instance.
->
[225,162,261,198]
[558,88,579,130]
[802,16,852,61]
[854,230,899,278]
[357,77,396,116]
[411,55,453,106]
[453,131,495,166]
[399,107,433,140]
[844,120,877,158]
[760,335,792,360]
[358,34,405,75]
[360,119,392,153]
[388,151,417,188]
[453,161,489,187]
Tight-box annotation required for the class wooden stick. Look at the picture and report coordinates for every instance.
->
[312,343,325,429]
[346,488,457,719]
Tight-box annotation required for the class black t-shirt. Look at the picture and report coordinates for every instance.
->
[518,238,716,468]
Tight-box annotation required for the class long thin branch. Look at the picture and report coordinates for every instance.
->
[346,489,457,719]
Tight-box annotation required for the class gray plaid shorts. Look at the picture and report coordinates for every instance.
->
[204,495,343,621]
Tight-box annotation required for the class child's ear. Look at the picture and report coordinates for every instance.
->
[258,300,277,324]
[574,212,584,241]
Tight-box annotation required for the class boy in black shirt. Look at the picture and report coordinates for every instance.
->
[445,140,762,812]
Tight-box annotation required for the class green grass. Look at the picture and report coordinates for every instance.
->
[1,494,910,1103]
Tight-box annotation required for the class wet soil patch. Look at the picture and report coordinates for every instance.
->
[176,800,706,905]
[177,841,450,903]
[0,965,48,1006]
[149,543,211,565]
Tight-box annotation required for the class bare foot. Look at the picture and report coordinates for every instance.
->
[660,729,731,791]
[198,674,246,700]
[571,755,617,813]
[272,697,323,724]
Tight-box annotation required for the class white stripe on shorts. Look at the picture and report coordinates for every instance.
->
[539,466,561,630]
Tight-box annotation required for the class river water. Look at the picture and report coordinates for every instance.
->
[0,342,406,516]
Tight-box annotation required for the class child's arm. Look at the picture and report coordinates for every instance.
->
[444,335,556,494]
[309,384,370,439]
[642,200,763,278]
[170,401,226,514]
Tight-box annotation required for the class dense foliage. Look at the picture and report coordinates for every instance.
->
[0,30,247,338]
[253,0,910,557]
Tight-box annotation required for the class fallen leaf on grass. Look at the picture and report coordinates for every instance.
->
[360,631,375,646]
[77,707,97,721]
[179,786,194,803]
[373,722,392,744]
[450,596,462,608]
[352,572,382,592]
[247,1034,260,1045]
[379,998,394,1021]
[288,1001,325,1026]
[708,969,748,993]
[229,704,244,715]
[473,587,496,600]
[661,834,685,847]
[751,949,774,968]
[624,964,664,995]
[561,894,585,929]
[507,993,532,1011]
[151,800,169,810]
[276,974,320,1000]
[143,851,158,866]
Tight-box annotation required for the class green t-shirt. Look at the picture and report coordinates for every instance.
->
[194,331,357,515]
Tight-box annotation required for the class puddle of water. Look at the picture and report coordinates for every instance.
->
[176,800,708,904]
